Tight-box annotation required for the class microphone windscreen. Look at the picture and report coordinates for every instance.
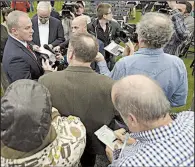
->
[43,44,55,54]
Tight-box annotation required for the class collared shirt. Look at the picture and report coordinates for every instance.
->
[97,48,188,107]
[38,19,49,47]
[109,111,194,167]
[9,34,27,48]
[164,9,190,56]
[95,20,111,46]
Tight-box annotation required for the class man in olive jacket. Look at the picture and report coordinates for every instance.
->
[38,33,117,167]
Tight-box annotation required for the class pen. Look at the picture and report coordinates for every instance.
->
[112,138,118,143]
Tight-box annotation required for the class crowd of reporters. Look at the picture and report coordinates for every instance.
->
[0,1,194,167]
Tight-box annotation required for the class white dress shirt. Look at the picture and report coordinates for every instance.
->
[38,20,49,47]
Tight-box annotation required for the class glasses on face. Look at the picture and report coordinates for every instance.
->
[39,16,50,19]
[106,11,112,15]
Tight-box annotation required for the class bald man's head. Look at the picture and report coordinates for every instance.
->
[112,75,170,123]
[71,15,88,34]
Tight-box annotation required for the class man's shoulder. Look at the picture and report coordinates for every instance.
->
[39,71,64,83]
[163,53,185,67]
[50,16,61,24]
[95,73,115,84]
[31,15,38,22]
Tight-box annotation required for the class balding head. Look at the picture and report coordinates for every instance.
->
[112,75,170,124]
[67,33,98,63]
[71,15,88,34]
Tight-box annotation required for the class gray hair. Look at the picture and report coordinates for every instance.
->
[69,33,98,62]
[136,12,174,48]
[6,10,28,33]
[112,75,170,123]
[37,1,52,12]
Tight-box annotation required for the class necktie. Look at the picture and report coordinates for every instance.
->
[27,44,37,60]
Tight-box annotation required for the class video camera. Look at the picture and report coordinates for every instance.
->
[61,2,79,19]
[116,23,138,44]
[158,7,172,14]
[157,1,173,14]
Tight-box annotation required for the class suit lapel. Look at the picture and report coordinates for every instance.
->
[34,17,41,46]
[23,45,43,71]
[9,36,42,71]
[48,18,52,44]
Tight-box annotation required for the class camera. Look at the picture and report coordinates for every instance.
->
[116,23,138,44]
[61,2,79,19]
[158,8,172,14]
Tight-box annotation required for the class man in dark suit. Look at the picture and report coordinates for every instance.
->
[39,33,117,167]
[31,1,64,52]
[3,10,54,84]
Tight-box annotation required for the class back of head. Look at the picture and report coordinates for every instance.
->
[69,33,98,62]
[136,12,174,48]
[6,10,28,33]
[112,75,170,123]
[37,1,51,13]
[1,80,52,152]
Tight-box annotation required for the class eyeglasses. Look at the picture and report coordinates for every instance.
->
[39,16,50,19]
[106,11,112,15]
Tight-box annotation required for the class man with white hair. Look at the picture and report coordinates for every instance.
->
[31,1,64,52]
[106,75,194,166]
[95,12,188,107]
[2,10,54,84]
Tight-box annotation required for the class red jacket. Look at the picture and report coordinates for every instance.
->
[11,1,30,13]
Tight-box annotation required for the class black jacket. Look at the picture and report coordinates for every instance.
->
[31,16,65,47]
[87,19,122,46]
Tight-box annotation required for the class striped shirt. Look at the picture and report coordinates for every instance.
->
[164,9,190,56]
[109,111,194,167]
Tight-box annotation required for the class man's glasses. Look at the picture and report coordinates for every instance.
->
[39,16,50,19]
[106,11,112,15]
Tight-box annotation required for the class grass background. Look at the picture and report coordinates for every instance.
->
[2,1,194,112]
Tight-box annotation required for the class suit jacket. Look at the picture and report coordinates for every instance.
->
[39,66,117,155]
[31,16,65,47]
[2,35,44,84]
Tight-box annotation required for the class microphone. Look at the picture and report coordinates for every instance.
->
[43,44,56,55]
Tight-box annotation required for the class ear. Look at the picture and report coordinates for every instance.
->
[11,27,18,35]
[127,113,138,127]
[69,49,75,60]
[102,14,107,19]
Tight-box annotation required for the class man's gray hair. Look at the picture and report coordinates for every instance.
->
[37,1,52,12]
[6,10,28,33]
[112,75,171,123]
[136,12,174,48]
[69,33,99,62]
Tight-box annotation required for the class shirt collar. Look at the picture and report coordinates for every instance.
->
[130,114,182,143]
[9,34,27,48]
[66,66,94,73]
[135,48,165,56]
